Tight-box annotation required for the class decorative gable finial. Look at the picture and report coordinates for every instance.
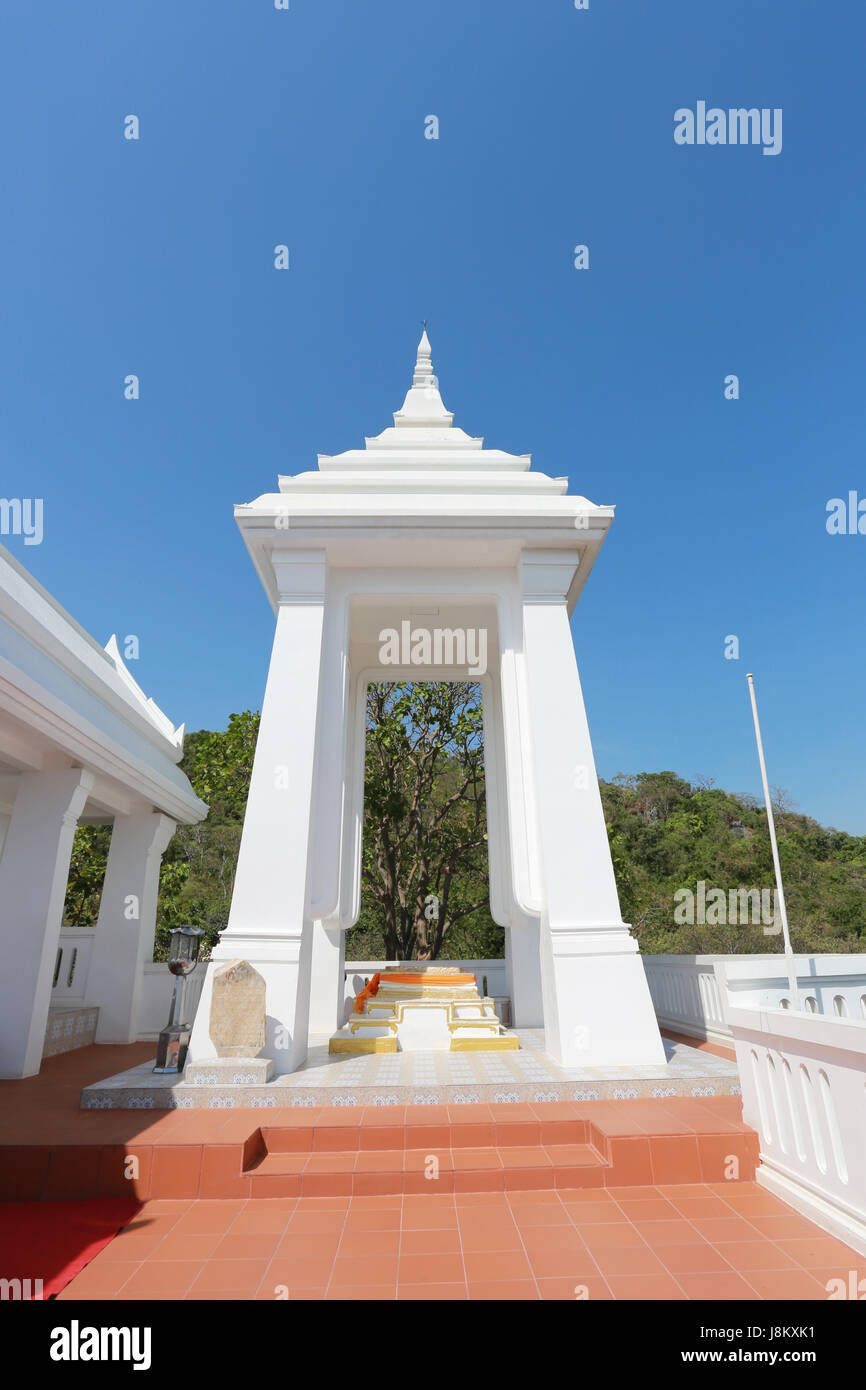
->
[413,326,435,387]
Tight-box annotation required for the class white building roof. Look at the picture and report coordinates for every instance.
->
[235,331,616,613]
[0,542,206,825]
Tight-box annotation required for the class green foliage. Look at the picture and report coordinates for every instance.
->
[350,681,501,961]
[155,711,261,959]
[62,706,866,963]
[178,712,260,822]
[601,771,866,954]
[63,825,112,925]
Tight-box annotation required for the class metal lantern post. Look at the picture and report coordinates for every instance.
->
[153,926,205,1074]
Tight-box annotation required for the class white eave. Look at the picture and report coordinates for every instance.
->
[0,541,206,824]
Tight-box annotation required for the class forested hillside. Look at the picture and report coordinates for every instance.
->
[63,703,866,959]
[601,772,866,954]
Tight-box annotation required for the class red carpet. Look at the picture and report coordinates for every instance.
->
[0,1198,141,1299]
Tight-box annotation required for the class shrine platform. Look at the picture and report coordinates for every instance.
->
[79,1029,740,1110]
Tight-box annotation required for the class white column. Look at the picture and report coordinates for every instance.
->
[0,767,94,1078]
[335,666,367,932]
[495,596,545,1027]
[306,593,351,1040]
[86,811,176,1043]
[504,924,544,1028]
[307,921,346,1036]
[188,550,328,1075]
[520,552,665,1066]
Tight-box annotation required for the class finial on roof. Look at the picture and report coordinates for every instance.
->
[413,327,435,387]
[389,325,452,427]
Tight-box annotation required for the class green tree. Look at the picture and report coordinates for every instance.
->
[63,825,112,925]
[355,681,495,960]
[155,710,261,957]
[62,703,866,963]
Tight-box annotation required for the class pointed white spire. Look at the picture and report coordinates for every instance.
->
[412,328,436,387]
[393,326,453,428]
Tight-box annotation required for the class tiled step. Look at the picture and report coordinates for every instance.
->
[258,1101,590,1153]
[0,1096,758,1201]
[245,1140,608,1195]
[239,1099,759,1198]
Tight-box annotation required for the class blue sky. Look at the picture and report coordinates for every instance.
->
[1,1,864,832]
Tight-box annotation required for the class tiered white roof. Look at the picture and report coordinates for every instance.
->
[235,330,615,611]
[268,331,590,498]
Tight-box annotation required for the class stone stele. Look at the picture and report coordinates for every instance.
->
[209,959,266,1058]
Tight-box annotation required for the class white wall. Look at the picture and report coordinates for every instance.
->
[643,955,729,1044]
[51,930,207,1039]
[643,953,866,1045]
[137,963,206,1040]
[722,956,866,1018]
[51,928,96,1004]
[728,1001,866,1258]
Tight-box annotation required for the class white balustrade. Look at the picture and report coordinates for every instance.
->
[722,955,866,1018]
[642,954,729,1044]
[643,953,866,1048]
[52,929,207,1040]
[725,997,866,1258]
[51,929,96,1004]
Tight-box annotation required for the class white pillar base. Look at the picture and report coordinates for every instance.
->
[540,925,666,1067]
[308,921,345,1038]
[505,922,544,1028]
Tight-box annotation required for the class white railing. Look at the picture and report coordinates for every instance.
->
[51,928,96,1004]
[52,929,206,1039]
[722,956,866,1019]
[642,954,866,1046]
[642,955,730,1044]
[141,958,508,1038]
[52,941,866,1062]
[726,1001,866,1258]
[50,937,507,1040]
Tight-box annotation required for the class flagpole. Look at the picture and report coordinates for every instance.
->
[746,673,799,1010]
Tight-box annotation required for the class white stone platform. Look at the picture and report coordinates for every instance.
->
[81,1030,739,1109]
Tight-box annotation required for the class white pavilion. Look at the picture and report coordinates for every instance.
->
[187,331,665,1075]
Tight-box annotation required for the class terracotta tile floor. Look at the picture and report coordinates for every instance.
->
[55,1182,865,1301]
